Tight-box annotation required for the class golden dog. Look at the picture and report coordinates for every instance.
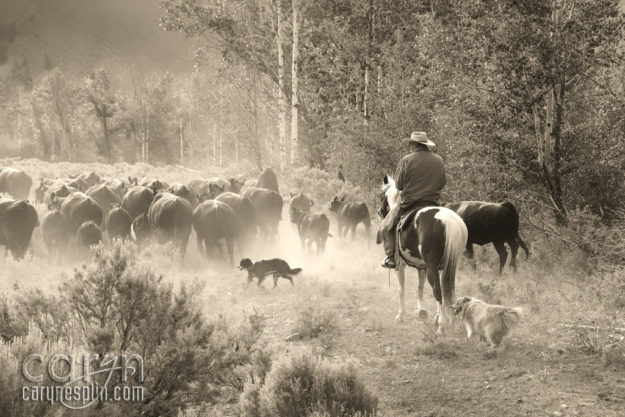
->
[452,297,522,347]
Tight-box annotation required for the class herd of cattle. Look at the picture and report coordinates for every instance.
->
[0,166,373,265]
[0,164,529,273]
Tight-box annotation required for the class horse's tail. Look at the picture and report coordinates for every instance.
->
[438,208,468,307]
[502,201,530,259]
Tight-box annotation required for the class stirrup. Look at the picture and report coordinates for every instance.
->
[381,256,396,269]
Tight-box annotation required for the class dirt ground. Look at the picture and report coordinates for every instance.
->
[1,159,624,416]
[2,214,624,417]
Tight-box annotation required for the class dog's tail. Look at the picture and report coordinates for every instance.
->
[288,267,302,275]
[500,307,523,333]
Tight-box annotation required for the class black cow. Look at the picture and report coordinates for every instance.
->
[148,193,193,258]
[77,221,102,251]
[121,186,155,219]
[445,201,530,273]
[289,192,314,223]
[216,192,259,241]
[291,207,331,255]
[242,187,283,241]
[258,168,280,193]
[329,195,371,242]
[105,206,132,240]
[60,192,103,234]
[193,200,237,265]
[42,210,69,258]
[0,168,33,200]
[0,198,38,259]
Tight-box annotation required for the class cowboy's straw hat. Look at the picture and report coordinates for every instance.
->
[402,131,435,147]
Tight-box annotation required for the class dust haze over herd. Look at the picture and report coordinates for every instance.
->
[2,1,625,417]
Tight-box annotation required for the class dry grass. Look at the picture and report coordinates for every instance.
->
[1,159,625,416]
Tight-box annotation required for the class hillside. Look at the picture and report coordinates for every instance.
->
[0,0,198,78]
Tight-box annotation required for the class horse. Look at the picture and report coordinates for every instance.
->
[379,175,468,333]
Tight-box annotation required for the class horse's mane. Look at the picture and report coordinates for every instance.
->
[382,175,399,209]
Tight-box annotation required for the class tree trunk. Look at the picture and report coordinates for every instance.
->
[101,106,112,164]
[179,117,184,163]
[212,124,217,165]
[275,0,288,170]
[145,114,150,164]
[16,86,22,156]
[364,0,374,125]
[290,0,301,165]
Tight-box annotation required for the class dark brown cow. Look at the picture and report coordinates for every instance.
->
[86,183,120,214]
[258,168,280,193]
[45,182,78,209]
[103,178,128,199]
[168,183,199,208]
[148,193,193,258]
[193,200,236,265]
[42,210,69,258]
[289,192,314,223]
[445,201,530,273]
[291,207,331,255]
[105,206,132,240]
[329,195,371,242]
[60,192,103,233]
[0,168,33,200]
[242,187,283,241]
[77,221,102,251]
[0,198,38,259]
[216,192,258,246]
[121,186,155,219]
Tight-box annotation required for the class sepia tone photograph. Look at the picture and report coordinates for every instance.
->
[1,0,625,416]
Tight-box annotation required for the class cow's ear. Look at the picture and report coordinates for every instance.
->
[383,175,389,185]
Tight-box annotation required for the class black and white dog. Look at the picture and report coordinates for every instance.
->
[238,258,302,289]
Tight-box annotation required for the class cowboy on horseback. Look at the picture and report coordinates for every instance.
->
[380,131,447,269]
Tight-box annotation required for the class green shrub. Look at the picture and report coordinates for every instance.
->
[241,352,377,417]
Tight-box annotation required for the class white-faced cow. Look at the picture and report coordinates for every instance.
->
[445,201,529,273]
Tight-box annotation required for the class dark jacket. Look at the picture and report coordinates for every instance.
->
[395,148,446,211]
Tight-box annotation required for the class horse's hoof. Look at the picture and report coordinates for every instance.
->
[417,310,428,321]
[395,314,404,323]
